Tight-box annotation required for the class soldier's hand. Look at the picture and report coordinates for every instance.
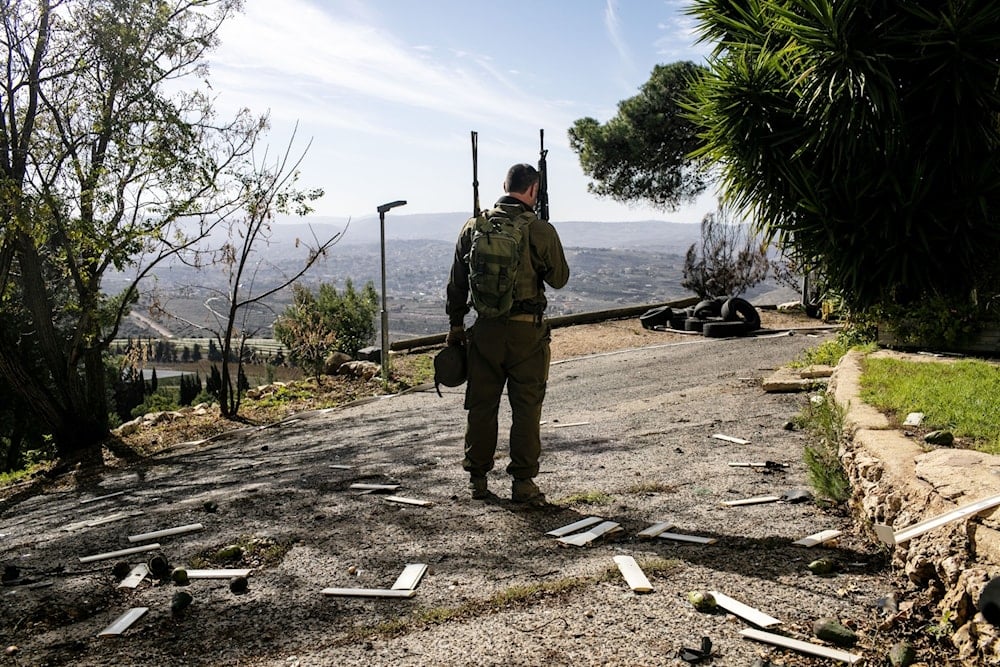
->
[445,325,466,347]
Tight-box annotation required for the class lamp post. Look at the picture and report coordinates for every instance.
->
[377,200,407,387]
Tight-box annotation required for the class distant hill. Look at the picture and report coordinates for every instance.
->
[271,212,703,253]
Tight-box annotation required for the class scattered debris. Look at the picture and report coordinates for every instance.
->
[117,564,150,590]
[62,511,144,532]
[686,590,717,612]
[873,492,1000,545]
[171,591,193,615]
[79,543,161,564]
[808,558,837,575]
[712,434,750,445]
[678,636,714,663]
[391,564,428,591]
[741,628,862,664]
[545,516,604,538]
[636,521,674,539]
[658,532,717,545]
[98,607,148,637]
[889,640,917,667]
[384,495,433,507]
[903,412,925,426]
[813,617,858,647]
[329,464,353,470]
[229,576,249,595]
[170,567,189,586]
[556,521,621,547]
[147,555,170,578]
[320,587,417,598]
[709,590,782,628]
[551,421,590,429]
[186,569,252,579]
[780,488,813,503]
[128,523,204,543]
[924,430,954,446]
[215,545,243,561]
[721,495,781,507]
[613,555,653,593]
[793,529,842,547]
[349,483,400,492]
[81,491,126,505]
[728,461,788,470]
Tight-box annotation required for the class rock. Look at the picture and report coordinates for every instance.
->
[171,590,193,615]
[338,360,380,380]
[686,590,716,612]
[888,639,917,667]
[5,646,18,657]
[813,617,857,647]
[215,544,243,562]
[924,430,954,446]
[324,351,353,375]
[808,558,836,575]
[230,575,249,595]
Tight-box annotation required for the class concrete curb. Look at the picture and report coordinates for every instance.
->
[830,349,1000,664]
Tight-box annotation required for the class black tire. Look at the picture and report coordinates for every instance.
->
[721,297,761,330]
[684,317,708,332]
[668,316,688,330]
[692,298,724,319]
[639,305,673,330]
[702,320,750,338]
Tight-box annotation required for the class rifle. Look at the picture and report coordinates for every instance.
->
[535,128,549,221]
[470,130,480,217]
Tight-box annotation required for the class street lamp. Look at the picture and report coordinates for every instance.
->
[377,199,407,387]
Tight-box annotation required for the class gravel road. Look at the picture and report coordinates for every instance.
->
[1,327,902,666]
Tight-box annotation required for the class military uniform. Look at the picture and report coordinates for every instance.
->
[446,196,570,489]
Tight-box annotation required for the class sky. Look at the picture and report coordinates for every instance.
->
[207,0,716,224]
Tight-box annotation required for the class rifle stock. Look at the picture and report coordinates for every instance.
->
[535,128,549,221]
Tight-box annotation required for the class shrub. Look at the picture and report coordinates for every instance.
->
[797,394,851,505]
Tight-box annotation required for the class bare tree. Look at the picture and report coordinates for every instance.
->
[682,206,770,299]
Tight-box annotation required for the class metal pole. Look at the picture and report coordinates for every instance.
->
[376,200,407,388]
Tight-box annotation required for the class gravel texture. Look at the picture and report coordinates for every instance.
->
[0,313,920,666]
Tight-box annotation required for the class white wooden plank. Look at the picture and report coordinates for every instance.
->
[116,564,149,590]
[793,529,842,547]
[551,421,590,429]
[545,516,604,538]
[903,412,925,426]
[79,543,161,564]
[128,523,204,543]
[613,555,653,593]
[637,521,674,539]
[728,461,788,469]
[556,521,620,546]
[186,569,252,579]
[87,511,144,528]
[721,495,781,507]
[710,591,782,628]
[349,483,400,491]
[876,493,1000,545]
[98,607,148,637]
[391,564,428,590]
[712,434,750,445]
[384,495,433,507]
[657,532,717,545]
[321,587,417,598]
[329,464,353,470]
[81,491,126,504]
[740,628,862,664]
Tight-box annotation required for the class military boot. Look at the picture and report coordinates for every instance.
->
[511,478,547,507]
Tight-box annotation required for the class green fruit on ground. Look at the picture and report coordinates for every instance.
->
[686,590,716,612]
[171,567,189,585]
[215,545,243,561]
[813,617,857,647]
[808,558,835,575]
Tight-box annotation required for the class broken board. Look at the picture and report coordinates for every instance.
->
[721,495,781,507]
[741,628,862,664]
[384,495,432,507]
[710,591,782,628]
[637,521,674,539]
[793,529,842,547]
[657,532,717,545]
[186,569,252,579]
[98,607,148,637]
[79,543,161,564]
[545,516,603,538]
[321,587,417,598]
[116,564,150,590]
[874,493,1000,545]
[613,555,653,593]
[128,523,204,543]
[556,521,620,546]
[391,564,428,590]
[349,483,400,492]
[712,434,750,445]
[80,490,126,504]
[551,421,590,428]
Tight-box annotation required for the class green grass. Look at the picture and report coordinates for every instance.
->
[860,357,1000,454]
[557,490,614,505]
[796,394,851,505]
[790,337,877,368]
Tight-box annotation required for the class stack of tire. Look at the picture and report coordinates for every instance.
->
[639,296,761,338]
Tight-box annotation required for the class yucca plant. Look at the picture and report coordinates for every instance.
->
[685,0,1000,311]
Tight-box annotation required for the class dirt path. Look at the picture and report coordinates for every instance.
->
[1,325,910,666]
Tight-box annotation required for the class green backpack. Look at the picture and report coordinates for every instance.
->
[465,207,530,318]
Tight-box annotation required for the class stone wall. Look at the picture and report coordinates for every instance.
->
[830,350,1000,665]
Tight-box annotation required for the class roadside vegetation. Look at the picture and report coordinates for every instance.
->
[796,394,852,506]
[860,358,1000,455]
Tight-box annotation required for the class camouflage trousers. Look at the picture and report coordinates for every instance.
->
[462,317,551,481]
